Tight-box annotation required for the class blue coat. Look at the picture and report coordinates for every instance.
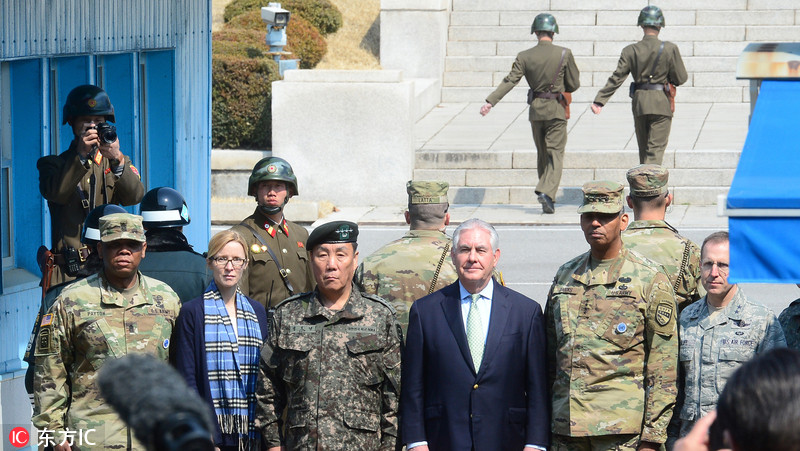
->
[171,293,269,448]
[401,281,550,450]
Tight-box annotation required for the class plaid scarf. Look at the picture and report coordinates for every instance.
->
[204,281,263,451]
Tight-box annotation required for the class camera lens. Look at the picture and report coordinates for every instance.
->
[97,123,117,144]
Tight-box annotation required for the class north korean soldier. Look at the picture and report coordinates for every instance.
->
[33,213,180,451]
[255,221,402,451]
[355,180,457,335]
[623,165,704,311]
[37,84,145,293]
[138,186,211,303]
[480,13,580,214]
[591,6,688,165]
[545,181,679,451]
[232,156,314,308]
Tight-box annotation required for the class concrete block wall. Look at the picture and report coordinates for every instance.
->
[443,1,800,103]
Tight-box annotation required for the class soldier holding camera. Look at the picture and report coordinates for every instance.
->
[37,84,144,292]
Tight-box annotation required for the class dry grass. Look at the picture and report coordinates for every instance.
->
[212,0,234,32]
[315,0,381,69]
[212,0,381,68]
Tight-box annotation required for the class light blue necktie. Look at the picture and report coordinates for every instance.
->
[466,293,484,371]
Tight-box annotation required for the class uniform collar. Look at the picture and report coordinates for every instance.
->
[626,219,676,232]
[303,283,366,322]
[406,229,448,239]
[253,207,289,238]
[99,270,153,308]
[572,248,628,286]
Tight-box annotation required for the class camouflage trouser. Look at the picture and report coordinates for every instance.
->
[552,433,664,451]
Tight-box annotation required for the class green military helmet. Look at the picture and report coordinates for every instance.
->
[247,156,299,197]
[638,5,665,28]
[531,13,559,34]
[62,84,116,125]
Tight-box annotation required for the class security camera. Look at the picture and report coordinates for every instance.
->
[262,2,290,27]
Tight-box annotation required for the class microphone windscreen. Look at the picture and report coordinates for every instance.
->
[98,353,214,450]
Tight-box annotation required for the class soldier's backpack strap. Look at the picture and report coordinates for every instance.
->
[549,48,567,92]
[673,239,691,295]
[239,222,295,295]
[429,241,451,294]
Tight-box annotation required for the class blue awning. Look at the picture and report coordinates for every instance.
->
[726,80,800,283]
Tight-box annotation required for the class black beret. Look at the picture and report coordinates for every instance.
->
[306,220,358,250]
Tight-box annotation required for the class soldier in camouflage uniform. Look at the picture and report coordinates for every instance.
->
[675,231,785,440]
[778,285,800,351]
[545,181,679,451]
[591,6,688,165]
[32,213,180,451]
[355,180,456,335]
[623,165,704,311]
[255,221,402,450]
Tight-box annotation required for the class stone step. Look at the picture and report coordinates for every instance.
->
[412,167,734,188]
[448,10,794,27]
[435,185,727,206]
[415,149,741,169]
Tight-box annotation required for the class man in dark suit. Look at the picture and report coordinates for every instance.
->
[401,218,549,451]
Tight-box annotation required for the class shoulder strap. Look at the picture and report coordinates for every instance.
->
[648,42,665,82]
[673,239,691,295]
[549,48,567,91]
[239,221,295,295]
[429,241,451,294]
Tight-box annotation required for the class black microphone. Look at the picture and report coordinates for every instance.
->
[97,353,215,451]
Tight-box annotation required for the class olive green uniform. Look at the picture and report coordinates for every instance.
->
[37,142,144,288]
[545,248,679,449]
[255,286,402,450]
[623,220,704,311]
[486,40,580,201]
[32,271,180,450]
[232,208,314,308]
[355,229,457,335]
[593,35,688,164]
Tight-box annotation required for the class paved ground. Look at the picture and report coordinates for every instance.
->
[415,101,751,154]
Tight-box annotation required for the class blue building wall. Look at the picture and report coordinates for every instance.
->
[0,0,211,385]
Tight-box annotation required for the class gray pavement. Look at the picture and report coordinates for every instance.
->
[416,101,751,154]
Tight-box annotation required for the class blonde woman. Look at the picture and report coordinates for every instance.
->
[172,230,268,451]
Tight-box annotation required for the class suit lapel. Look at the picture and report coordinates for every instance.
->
[477,283,511,378]
[441,284,476,374]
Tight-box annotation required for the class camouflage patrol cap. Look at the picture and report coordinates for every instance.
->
[307,220,359,250]
[99,213,146,243]
[578,181,624,214]
[627,164,669,197]
[407,180,449,205]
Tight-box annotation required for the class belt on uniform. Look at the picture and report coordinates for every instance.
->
[532,92,561,100]
[632,82,665,91]
[52,247,91,266]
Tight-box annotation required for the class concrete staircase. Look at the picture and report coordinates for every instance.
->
[415,1,800,206]
[441,1,800,104]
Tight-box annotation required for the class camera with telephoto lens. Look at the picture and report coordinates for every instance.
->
[94,122,118,144]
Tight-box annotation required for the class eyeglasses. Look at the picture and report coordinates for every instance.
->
[211,257,246,268]
[701,261,729,276]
